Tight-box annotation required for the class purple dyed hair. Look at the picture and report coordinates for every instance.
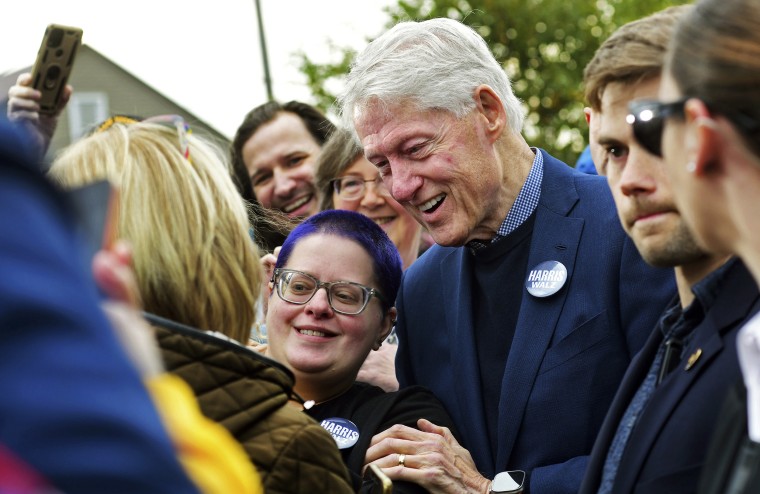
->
[274,210,402,311]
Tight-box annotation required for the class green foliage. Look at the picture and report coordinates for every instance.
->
[298,0,689,166]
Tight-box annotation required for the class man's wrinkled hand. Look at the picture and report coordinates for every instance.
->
[364,419,491,494]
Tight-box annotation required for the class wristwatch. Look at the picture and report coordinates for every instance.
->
[490,470,525,493]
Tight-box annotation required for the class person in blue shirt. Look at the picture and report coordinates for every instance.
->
[0,118,200,494]
[574,145,597,175]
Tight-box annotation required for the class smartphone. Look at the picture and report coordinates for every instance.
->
[492,470,526,493]
[363,464,393,494]
[30,24,83,114]
[66,180,119,266]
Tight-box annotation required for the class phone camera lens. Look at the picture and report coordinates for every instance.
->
[47,28,64,48]
[44,66,61,90]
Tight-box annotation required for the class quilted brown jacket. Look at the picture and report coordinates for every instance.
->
[148,313,353,494]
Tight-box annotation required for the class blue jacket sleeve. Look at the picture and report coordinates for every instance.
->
[0,122,200,494]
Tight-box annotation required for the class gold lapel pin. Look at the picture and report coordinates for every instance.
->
[685,348,702,371]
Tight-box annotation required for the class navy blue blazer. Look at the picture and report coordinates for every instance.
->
[395,150,676,494]
[698,380,760,494]
[579,258,760,494]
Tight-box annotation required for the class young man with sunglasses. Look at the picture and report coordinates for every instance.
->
[579,6,760,493]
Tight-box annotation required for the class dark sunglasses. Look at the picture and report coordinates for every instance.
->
[627,98,687,158]
[629,98,760,158]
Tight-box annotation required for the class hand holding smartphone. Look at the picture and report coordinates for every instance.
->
[30,24,83,114]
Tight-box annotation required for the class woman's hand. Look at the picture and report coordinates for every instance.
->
[364,418,491,494]
[357,342,399,392]
[260,246,281,283]
[258,246,281,321]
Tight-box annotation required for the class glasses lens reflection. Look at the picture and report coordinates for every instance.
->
[628,99,687,158]
[275,269,372,315]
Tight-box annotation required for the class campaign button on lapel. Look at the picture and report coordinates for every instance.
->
[319,417,360,449]
[525,261,568,298]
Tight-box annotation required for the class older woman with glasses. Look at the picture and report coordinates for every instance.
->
[315,127,425,270]
[260,209,457,493]
[628,0,760,491]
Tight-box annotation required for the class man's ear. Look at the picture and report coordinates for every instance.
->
[474,85,507,142]
[684,98,721,177]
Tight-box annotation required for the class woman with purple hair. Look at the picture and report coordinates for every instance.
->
[258,209,457,493]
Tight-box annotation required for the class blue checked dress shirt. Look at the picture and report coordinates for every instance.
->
[468,149,543,252]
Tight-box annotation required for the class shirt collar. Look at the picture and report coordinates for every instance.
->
[659,256,738,338]
[468,148,543,252]
[690,256,737,315]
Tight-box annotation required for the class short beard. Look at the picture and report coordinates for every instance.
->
[638,221,709,268]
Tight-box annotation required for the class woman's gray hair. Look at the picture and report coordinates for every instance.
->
[339,17,524,139]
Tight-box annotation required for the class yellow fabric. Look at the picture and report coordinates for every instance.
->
[146,374,263,494]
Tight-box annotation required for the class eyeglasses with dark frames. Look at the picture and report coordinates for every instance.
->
[272,268,385,315]
[330,174,391,201]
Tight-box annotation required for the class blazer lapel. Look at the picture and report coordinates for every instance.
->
[612,326,725,492]
[612,258,760,492]
[495,153,583,468]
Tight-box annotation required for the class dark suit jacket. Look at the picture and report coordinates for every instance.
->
[395,150,676,494]
[698,380,760,494]
[579,258,760,494]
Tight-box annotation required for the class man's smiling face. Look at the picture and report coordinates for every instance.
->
[354,100,507,247]
[242,112,321,219]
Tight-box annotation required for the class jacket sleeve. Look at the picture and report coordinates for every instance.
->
[146,374,263,494]
[265,421,354,494]
[394,271,415,390]
[0,122,200,494]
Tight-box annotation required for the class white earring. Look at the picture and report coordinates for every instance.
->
[686,161,697,173]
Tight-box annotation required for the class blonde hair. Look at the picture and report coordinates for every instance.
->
[50,122,261,343]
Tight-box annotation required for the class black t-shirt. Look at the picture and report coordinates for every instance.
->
[306,381,459,493]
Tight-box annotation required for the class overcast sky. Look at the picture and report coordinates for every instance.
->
[1,0,394,137]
